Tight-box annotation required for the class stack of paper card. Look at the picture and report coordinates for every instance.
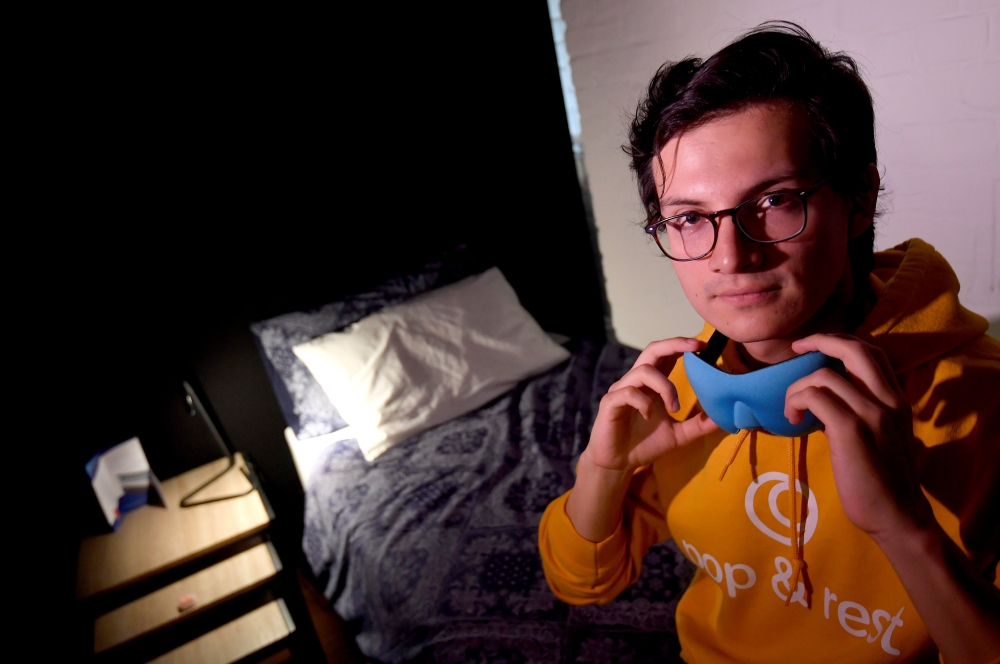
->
[85,437,166,529]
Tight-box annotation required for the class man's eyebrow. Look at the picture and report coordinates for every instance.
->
[740,171,811,198]
[659,196,704,207]
[659,171,812,209]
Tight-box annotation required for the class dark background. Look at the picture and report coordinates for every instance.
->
[43,2,608,658]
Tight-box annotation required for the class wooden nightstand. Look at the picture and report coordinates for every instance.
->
[76,453,317,663]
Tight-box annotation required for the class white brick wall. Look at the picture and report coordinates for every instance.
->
[561,0,1000,347]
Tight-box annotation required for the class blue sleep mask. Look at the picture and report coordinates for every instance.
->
[683,331,841,437]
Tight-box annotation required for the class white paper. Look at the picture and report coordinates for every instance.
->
[103,437,151,476]
[91,456,125,527]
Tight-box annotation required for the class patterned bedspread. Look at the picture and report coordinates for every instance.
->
[303,340,696,664]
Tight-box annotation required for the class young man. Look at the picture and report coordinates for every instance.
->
[538,24,1000,663]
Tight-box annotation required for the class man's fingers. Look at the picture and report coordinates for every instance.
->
[791,334,902,408]
[785,386,869,458]
[673,411,719,446]
[628,411,718,465]
[600,386,654,421]
[633,337,705,376]
[785,367,881,426]
[610,364,681,412]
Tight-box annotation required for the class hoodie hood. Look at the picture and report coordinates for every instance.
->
[856,238,988,374]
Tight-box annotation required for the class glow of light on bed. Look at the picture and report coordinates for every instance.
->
[284,425,357,489]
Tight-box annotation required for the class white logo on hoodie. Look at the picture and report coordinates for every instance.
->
[745,471,818,545]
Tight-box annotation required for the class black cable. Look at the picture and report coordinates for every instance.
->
[179,457,255,507]
[179,380,254,508]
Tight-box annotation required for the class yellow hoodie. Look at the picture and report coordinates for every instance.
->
[539,239,1000,663]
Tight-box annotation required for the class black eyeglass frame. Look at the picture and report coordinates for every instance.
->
[643,179,829,261]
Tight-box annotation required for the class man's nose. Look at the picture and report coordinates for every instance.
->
[708,214,763,273]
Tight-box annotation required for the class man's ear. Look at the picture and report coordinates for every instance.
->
[848,163,880,239]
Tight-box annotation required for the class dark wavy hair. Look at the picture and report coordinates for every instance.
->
[625,22,879,319]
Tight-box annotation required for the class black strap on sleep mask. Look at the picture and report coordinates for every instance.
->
[697,330,730,366]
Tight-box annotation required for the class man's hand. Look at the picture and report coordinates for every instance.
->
[589,337,720,473]
[567,337,718,543]
[786,334,1000,662]
[784,333,930,540]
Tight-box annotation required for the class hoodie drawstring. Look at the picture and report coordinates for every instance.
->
[785,435,806,606]
[718,429,754,481]
[718,430,808,607]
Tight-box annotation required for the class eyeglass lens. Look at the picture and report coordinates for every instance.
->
[657,191,805,259]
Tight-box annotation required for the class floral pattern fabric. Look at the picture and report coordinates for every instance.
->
[303,340,696,663]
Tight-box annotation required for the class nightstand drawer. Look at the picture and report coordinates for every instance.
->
[148,598,295,664]
[95,542,281,653]
[78,454,272,600]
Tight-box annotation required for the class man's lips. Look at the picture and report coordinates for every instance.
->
[713,285,781,305]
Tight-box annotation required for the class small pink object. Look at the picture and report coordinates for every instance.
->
[177,594,197,612]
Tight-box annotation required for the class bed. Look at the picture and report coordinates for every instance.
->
[251,248,696,663]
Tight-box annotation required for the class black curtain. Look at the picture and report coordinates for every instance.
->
[44,4,606,653]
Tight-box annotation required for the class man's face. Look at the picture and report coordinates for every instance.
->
[654,102,858,345]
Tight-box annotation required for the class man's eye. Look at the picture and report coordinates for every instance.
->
[665,213,707,232]
[763,193,795,208]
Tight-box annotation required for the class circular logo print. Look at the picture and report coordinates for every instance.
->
[744,471,818,545]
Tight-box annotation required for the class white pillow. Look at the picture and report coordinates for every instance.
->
[292,268,571,460]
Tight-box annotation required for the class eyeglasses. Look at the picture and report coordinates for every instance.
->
[644,180,828,261]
